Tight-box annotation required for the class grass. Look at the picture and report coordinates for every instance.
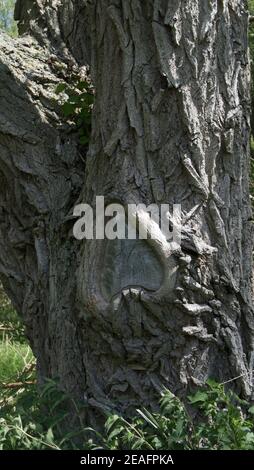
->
[0,288,40,449]
[0,285,35,390]
[0,341,33,383]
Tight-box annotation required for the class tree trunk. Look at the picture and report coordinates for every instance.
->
[0,0,254,424]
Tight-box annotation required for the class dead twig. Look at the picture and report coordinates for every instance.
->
[1,380,36,389]
[0,326,15,332]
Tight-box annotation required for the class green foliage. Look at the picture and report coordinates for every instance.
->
[85,383,253,450]
[0,340,33,383]
[56,77,94,146]
[188,380,254,450]
[87,382,254,451]
[0,377,98,450]
[0,291,27,345]
[1,374,254,450]
[90,391,192,450]
[0,380,66,450]
[0,0,18,37]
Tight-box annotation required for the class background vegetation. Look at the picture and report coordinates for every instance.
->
[0,0,17,37]
[0,0,254,451]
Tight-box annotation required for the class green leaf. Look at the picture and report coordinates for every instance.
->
[104,415,121,434]
[206,378,219,388]
[137,409,159,430]
[77,81,89,91]
[67,94,82,104]
[245,432,254,443]
[108,426,124,441]
[55,83,67,94]
[46,428,54,444]
[62,102,76,117]
[188,391,208,404]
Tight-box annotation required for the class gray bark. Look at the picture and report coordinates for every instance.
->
[0,0,254,423]
[0,30,85,394]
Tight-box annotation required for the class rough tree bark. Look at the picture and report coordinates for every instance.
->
[0,0,254,424]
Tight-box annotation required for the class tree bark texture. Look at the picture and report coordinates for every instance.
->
[0,0,254,423]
